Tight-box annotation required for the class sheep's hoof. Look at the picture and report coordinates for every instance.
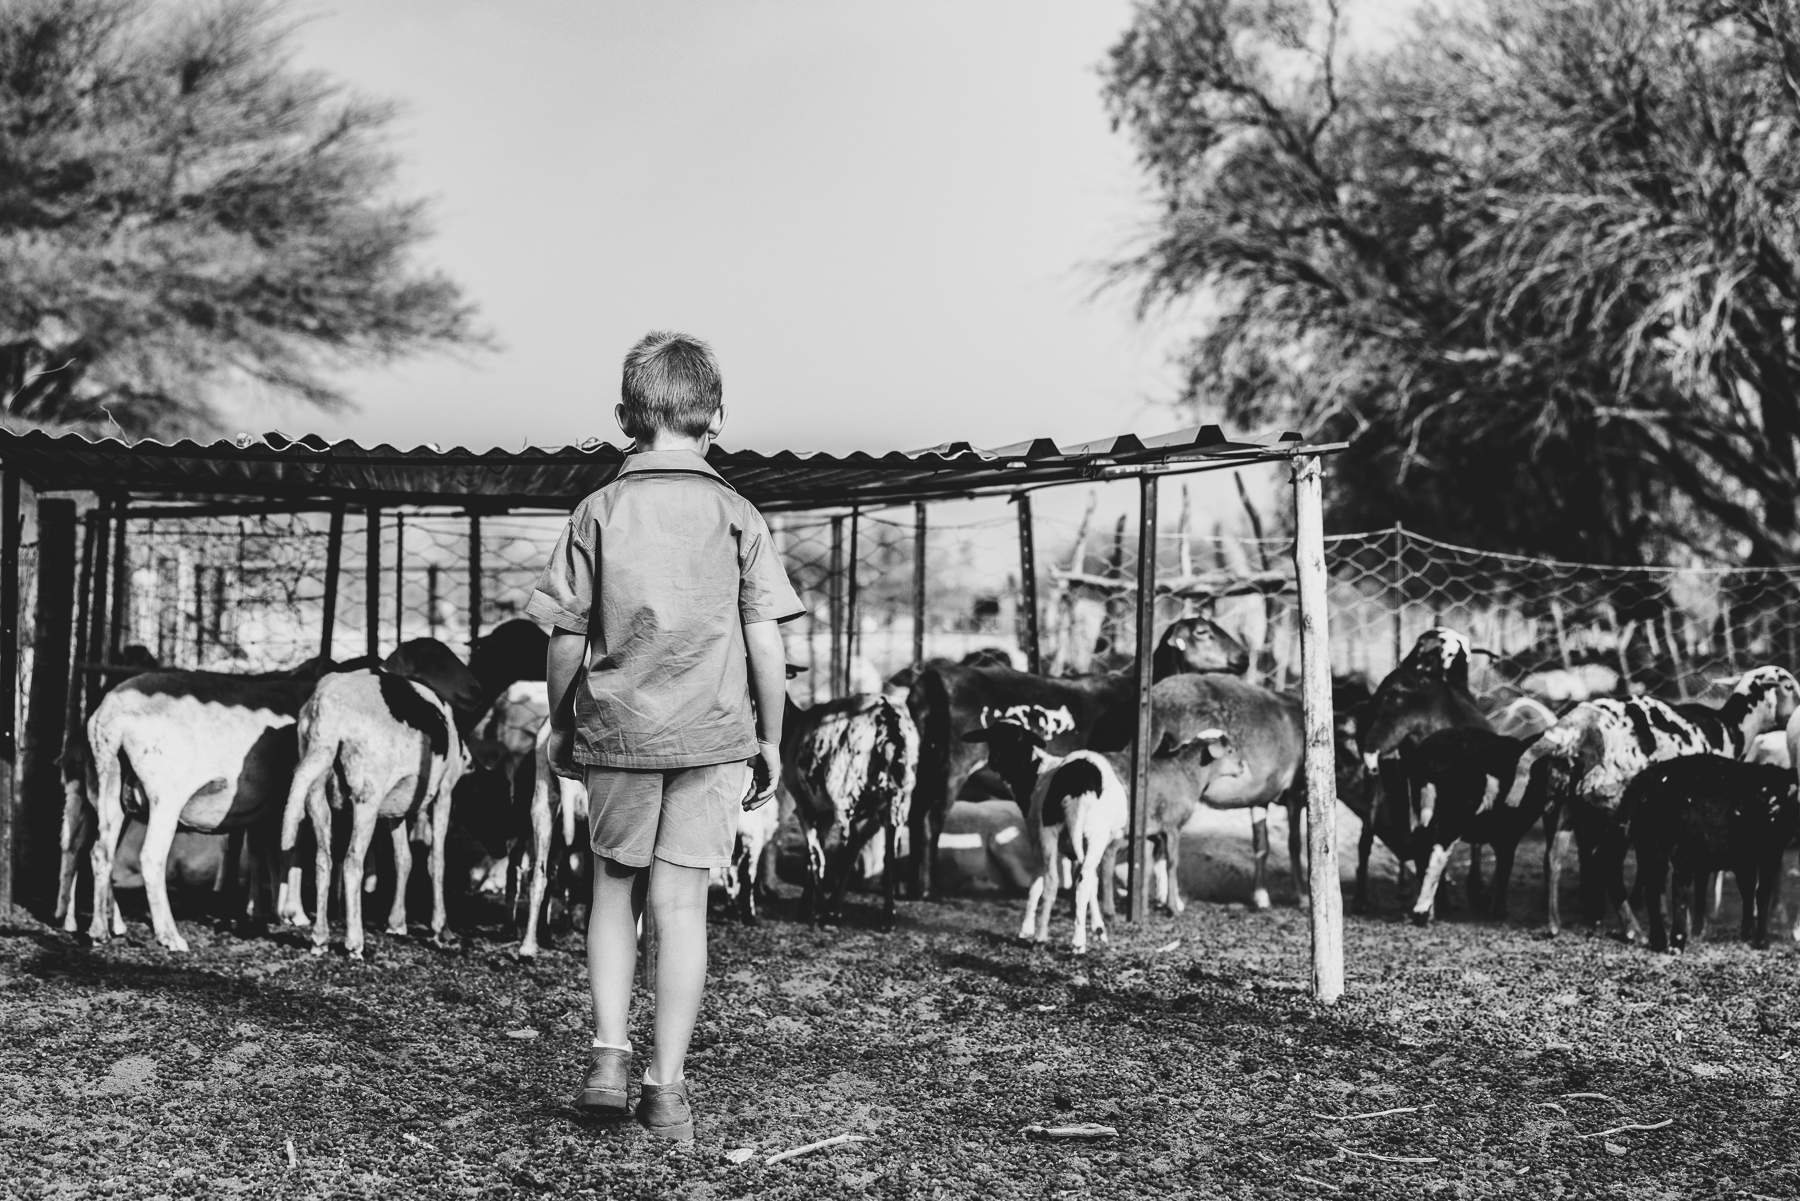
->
[157,931,192,954]
[1250,888,1271,911]
[1071,944,1087,956]
[386,922,407,937]
[1409,910,1431,928]
[517,944,539,960]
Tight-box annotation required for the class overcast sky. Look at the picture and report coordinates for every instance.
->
[267,0,1189,457]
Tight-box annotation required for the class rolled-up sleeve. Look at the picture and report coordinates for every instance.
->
[737,508,805,624]
[525,506,596,633]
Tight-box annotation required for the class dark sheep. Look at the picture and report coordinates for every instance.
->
[1618,756,1800,952]
[1398,729,1545,925]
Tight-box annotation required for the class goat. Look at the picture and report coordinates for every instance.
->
[514,717,589,958]
[1618,757,1799,952]
[280,669,466,957]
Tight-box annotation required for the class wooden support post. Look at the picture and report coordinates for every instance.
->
[912,502,927,667]
[427,564,440,639]
[21,497,75,917]
[1128,474,1159,924]
[0,473,18,914]
[1293,454,1344,1004]
[1016,493,1041,674]
[320,505,344,662]
[845,507,860,694]
[828,516,844,697]
[394,511,405,648]
[84,506,111,712]
[63,515,95,775]
[193,563,206,662]
[365,506,381,662]
[468,513,483,654]
[108,502,128,660]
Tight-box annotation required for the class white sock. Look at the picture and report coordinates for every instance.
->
[643,1067,684,1086]
[590,1039,630,1052]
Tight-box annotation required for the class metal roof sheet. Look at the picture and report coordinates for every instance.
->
[0,424,1338,512]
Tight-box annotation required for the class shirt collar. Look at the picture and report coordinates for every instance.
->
[615,447,730,484]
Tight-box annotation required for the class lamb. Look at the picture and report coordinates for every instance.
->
[783,691,919,928]
[279,668,466,957]
[966,720,1239,952]
[1618,757,1799,952]
[1500,664,1800,937]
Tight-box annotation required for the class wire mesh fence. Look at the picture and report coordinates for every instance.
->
[22,502,1800,725]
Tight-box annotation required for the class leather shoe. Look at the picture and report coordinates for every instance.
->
[636,1077,695,1141]
[575,1047,630,1114]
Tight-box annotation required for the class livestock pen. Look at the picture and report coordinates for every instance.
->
[0,423,1350,997]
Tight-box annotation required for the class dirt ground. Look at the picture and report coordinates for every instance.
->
[4,815,1800,1200]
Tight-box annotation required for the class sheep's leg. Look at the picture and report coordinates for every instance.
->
[1669,864,1693,954]
[1543,805,1571,937]
[1465,843,1486,910]
[1752,855,1780,949]
[1643,850,1670,953]
[1410,839,1456,927]
[340,803,381,959]
[740,834,763,925]
[910,803,940,901]
[213,828,245,928]
[882,822,898,929]
[428,787,453,945]
[1098,840,1118,920]
[386,820,412,937]
[305,786,335,953]
[520,788,554,957]
[1020,873,1047,942]
[1164,826,1186,915]
[1070,858,1094,955]
[804,825,826,927]
[1287,799,1307,912]
[1352,771,1378,913]
[86,752,126,944]
[1035,826,1059,944]
[1489,837,1518,922]
[137,798,190,953]
[1699,871,1722,941]
[56,779,91,930]
[1249,806,1271,910]
[1735,864,1758,945]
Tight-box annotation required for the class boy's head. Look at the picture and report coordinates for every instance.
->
[617,331,724,442]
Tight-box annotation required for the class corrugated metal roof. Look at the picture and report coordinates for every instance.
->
[0,424,1334,512]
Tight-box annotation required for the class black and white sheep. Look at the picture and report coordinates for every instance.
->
[1618,756,1799,952]
[1397,729,1543,925]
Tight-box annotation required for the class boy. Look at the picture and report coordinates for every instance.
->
[526,331,801,1141]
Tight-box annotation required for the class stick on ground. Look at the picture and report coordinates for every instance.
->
[766,1133,872,1166]
[1579,1119,1673,1139]
[1311,1105,1430,1122]
[1336,1146,1439,1164]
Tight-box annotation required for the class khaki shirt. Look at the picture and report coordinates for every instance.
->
[525,448,804,769]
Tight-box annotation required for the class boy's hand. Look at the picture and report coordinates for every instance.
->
[545,724,581,781]
[745,739,780,810]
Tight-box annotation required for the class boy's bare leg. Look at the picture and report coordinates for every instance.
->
[645,859,711,1086]
[589,856,648,1047]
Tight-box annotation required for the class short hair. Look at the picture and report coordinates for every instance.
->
[618,331,723,439]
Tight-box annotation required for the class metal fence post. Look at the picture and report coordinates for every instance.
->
[468,513,483,654]
[828,515,844,697]
[1016,493,1041,674]
[320,504,344,662]
[394,511,405,649]
[365,506,381,662]
[912,502,927,667]
[1294,455,1344,1004]
[845,507,860,694]
[1128,474,1159,924]
[108,501,128,660]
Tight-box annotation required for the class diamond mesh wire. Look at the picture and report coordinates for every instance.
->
[50,509,1800,713]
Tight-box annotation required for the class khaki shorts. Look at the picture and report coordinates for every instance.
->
[585,761,749,870]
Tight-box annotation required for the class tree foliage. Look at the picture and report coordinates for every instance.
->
[0,0,482,437]
[1105,0,1800,565]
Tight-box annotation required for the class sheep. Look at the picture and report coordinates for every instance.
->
[710,787,782,925]
[1618,756,1799,951]
[1397,729,1544,924]
[783,692,919,928]
[1501,664,1800,937]
[279,668,466,957]
[75,666,320,951]
[965,720,1239,952]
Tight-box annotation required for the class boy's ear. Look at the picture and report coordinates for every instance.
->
[614,402,635,439]
[708,403,726,437]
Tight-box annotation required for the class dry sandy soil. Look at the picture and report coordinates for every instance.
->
[3,812,1799,1200]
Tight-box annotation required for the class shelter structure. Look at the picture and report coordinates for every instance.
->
[0,423,1348,1000]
